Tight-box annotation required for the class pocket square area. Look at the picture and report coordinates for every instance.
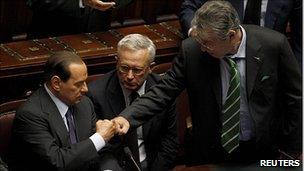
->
[261,75,270,82]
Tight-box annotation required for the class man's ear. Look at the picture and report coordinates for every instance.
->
[50,76,61,91]
[228,29,236,39]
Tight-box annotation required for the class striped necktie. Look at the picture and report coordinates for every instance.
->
[221,58,240,153]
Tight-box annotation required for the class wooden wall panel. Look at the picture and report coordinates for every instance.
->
[0,0,32,43]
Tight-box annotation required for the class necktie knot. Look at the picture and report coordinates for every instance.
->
[129,91,139,105]
[226,58,237,68]
[65,107,73,118]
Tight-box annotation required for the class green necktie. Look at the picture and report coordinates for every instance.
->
[221,58,240,153]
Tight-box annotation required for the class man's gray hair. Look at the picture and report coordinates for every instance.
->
[117,34,156,63]
[191,0,240,40]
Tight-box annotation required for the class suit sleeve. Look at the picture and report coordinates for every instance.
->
[180,0,206,36]
[278,35,302,154]
[149,102,179,171]
[120,43,187,128]
[13,102,99,171]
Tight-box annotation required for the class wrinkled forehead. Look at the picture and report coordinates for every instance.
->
[117,48,151,66]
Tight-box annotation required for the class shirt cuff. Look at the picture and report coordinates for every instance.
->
[89,133,105,151]
[79,0,85,8]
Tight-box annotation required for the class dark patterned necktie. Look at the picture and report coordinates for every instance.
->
[221,58,240,153]
[66,107,77,144]
[243,0,262,25]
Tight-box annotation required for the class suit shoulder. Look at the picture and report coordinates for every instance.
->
[149,72,161,81]
[244,25,286,43]
[15,89,45,119]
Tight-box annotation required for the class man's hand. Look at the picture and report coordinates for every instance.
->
[83,0,115,11]
[96,119,116,142]
[111,116,130,135]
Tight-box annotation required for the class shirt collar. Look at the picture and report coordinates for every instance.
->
[44,84,69,118]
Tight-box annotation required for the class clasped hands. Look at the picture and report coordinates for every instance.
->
[95,116,130,142]
[83,0,116,11]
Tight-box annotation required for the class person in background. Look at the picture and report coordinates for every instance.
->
[8,51,116,171]
[87,34,179,171]
[113,0,302,167]
[27,0,116,38]
[180,0,302,67]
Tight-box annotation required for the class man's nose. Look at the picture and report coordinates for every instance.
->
[126,70,135,79]
[81,82,88,93]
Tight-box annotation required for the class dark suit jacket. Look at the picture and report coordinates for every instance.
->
[87,71,179,171]
[8,87,100,171]
[27,0,111,38]
[120,25,302,165]
[180,0,302,65]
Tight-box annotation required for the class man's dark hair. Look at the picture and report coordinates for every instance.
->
[44,51,83,82]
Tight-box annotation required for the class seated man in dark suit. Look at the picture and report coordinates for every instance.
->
[87,34,179,171]
[8,51,116,171]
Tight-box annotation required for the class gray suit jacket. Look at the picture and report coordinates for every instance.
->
[8,87,100,171]
[120,25,302,165]
[87,71,179,171]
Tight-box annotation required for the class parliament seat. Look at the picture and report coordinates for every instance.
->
[0,99,26,162]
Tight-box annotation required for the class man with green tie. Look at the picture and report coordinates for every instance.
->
[113,0,302,167]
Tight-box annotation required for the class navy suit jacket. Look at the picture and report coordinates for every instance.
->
[120,25,302,165]
[87,71,179,171]
[8,87,100,171]
[180,0,302,65]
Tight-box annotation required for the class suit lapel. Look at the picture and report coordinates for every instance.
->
[245,26,263,97]
[73,105,91,141]
[40,88,70,145]
[210,57,222,110]
[108,73,126,115]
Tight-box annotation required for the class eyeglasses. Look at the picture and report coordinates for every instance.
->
[118,65,146,75]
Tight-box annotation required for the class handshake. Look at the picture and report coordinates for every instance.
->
[95,116,130,142]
